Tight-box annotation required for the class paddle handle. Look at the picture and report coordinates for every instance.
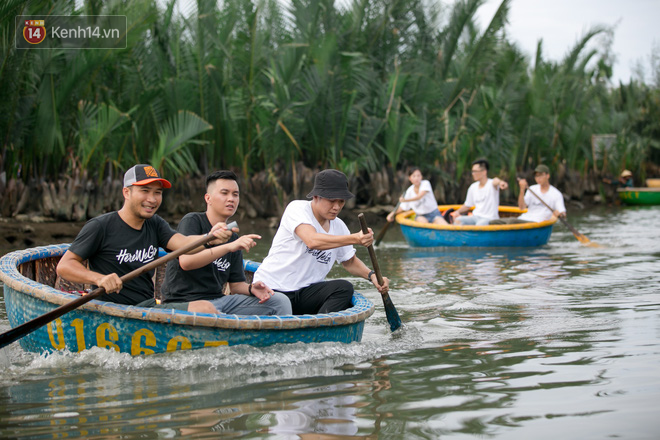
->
[358,214,384,285]
[529,188,599,246]
[373,222,391,247]
[374,200,402,247]
[527,187,571,230]
[0,231,218,350]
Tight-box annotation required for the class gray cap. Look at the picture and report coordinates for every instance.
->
[123,164,172,188]
[534,164,550,174]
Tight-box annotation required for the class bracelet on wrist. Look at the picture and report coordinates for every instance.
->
[367,270,375,283]
[248,283,253,295]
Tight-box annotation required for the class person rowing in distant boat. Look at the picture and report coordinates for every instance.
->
[56,164,234,313]
[451,159,508,225]
[603,169,634,188]
[159,170,291,315]
[386,168,448,225]
[252,169,389,315]
[490,164,566,224]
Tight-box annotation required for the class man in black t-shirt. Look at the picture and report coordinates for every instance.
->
[56,164,233,313]
[160,170,291,315]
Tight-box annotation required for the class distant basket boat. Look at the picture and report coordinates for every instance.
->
[396,205,556,247]
[618,187,660,205]
[0,245,374,356]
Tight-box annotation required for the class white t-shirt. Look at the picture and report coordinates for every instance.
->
[400,180,438,215]
[518,184,566,222]
[253,200,356,291]
[464,179,500,220]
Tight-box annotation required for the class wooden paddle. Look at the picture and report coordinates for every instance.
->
[374,199,402,247]
[0,222,237,350]
[358,213,402,332]
[526,188,600,247]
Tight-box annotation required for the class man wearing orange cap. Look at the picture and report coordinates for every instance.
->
[57,164,232,312]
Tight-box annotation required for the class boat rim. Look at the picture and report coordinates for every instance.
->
[617,187,660,193]
[395,205,556,231]
[0,244,375,331]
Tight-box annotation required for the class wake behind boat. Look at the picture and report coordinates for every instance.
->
[0,244,374,356]
[395,205,556,247]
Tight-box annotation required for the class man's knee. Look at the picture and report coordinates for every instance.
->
[331,279,354,307]
[331,279,354,296]
[187,300,218,314]
[269,292,293,315]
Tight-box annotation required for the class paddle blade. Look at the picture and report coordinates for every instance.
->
[358,213,403,332]
[577,235,603,248]
[571,229,603,247]
[382,293,402,331]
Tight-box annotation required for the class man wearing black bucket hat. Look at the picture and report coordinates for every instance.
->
[57,164,233,312]
[253,169,390,315]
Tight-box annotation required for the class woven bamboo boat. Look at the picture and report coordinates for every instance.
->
[0,244,374,356]
[617,187,660,205]
[396,205,556,247]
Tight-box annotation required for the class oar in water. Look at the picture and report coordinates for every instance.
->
[374,199,402,247]
[526,188,600,247]
[0,222,237,350]
[358,213,402,332]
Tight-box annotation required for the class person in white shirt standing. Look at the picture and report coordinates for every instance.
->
[253,169,390,315]
[452,159,509,225]
[386,168,448,225]
[490,164,567,224]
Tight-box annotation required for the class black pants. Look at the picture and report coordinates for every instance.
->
[278,280,354,315]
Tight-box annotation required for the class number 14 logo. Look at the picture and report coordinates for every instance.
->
[23,20,46,45]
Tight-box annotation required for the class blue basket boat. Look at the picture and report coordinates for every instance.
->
[0,244,374,356]
[396,205,556,247]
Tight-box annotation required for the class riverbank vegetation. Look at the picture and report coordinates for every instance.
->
[1,0,659,220]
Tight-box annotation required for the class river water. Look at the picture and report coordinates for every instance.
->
[1,206,659,439]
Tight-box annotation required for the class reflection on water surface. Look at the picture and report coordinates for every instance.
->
[1,206,659,438]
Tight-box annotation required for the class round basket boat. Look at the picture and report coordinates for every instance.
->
[0,244,374,356]
[645,178,660,188]
[617,187,660,205]
[395,205,556,247]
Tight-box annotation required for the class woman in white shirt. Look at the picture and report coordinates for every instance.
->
[386,168,447,225]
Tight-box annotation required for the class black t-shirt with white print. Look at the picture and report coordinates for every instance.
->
[67,212,177,305]
[160,212,246,303]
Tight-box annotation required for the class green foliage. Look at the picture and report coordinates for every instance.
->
[0,0,657,191]
[150,110,213,177]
